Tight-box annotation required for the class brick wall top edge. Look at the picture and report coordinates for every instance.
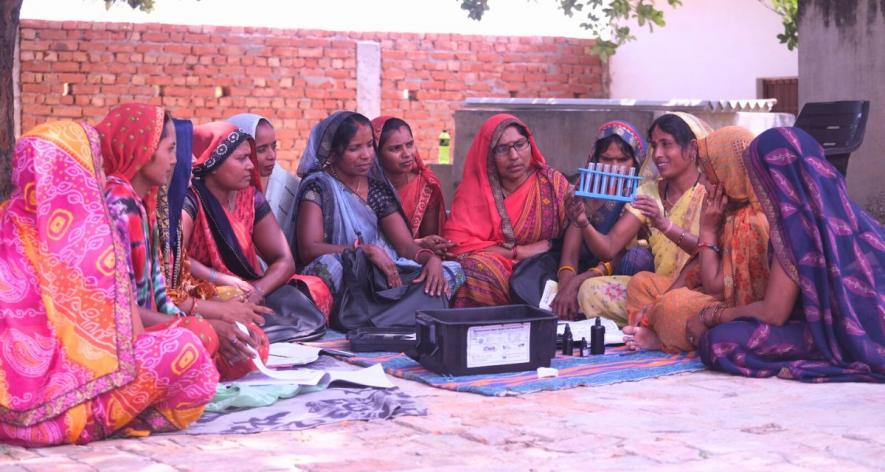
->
[19,19,596,44]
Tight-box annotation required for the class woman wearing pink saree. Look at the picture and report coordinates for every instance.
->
[0,121,217,446]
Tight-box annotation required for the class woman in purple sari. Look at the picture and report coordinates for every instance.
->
[695,127,884,382]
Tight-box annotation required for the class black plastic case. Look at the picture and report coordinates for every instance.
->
[414,305,556,376]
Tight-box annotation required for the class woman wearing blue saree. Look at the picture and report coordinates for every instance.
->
[695,127,884,382]
[293,111,464,312]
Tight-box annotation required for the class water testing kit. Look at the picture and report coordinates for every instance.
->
[414,305,557,376]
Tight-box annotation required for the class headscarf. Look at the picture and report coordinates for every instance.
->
[371,115,446,237]
[639,111,713,180]
[157,119,194,289]
[595,120,646,167]
[228,113,271,139]
[698,126,769,307]
[95,102,167,227]
[189,122,262,280]
[443,113,548,255]
[291,111,401,259]
[192,121,260,189]
[0,121,137,427]
[742,127,885,381]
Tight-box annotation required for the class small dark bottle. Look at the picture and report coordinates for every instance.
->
[591,317,606,355]
[580,337,590,357]
[562,324,574,356]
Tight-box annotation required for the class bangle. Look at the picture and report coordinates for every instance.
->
[601,261,614,276]
[558,265,576,274]
[675,230,687,247]
[511,245,518,260]
[697,241,722,254]
[415,248,434,264]
[661,221,674,234]
[192,299,200,317]
[209,269,217,285]
[254,284,266,295]
[685,319,697,348]
[575,219,590,229]
[185,297,196,316]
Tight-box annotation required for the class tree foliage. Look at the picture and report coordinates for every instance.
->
[105,0,155,12]
[460,0,799,61]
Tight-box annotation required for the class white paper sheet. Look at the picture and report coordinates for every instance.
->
[232,322,393,389]
[266,342,321,367]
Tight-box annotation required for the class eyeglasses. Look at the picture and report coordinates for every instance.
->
[493,138,530,157]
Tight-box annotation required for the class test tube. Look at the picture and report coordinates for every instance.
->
[615,166,625,197]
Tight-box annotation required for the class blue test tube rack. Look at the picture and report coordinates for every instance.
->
[575,163,640,203]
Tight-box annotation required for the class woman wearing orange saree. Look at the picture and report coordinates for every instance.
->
[443,114,570,307]
[623,126,769,352]
[371,116,451,251]
[0,120,217,446]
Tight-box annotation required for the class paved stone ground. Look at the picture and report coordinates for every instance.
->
[2,370,883,471]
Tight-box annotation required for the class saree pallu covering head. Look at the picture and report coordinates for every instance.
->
[0,121,217,446]
[95,103,166,230]
[700,127,885,382]
[638,111,713,180]
[443,114,569,307]
[443,113,567,256]
[595,120,647,166]
[371,115,447,238]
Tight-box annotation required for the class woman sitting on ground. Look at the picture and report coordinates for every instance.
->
[443,113,570,307]
[156,118,275,379]
[182,122,327,342]
[574,112,712,326]
[545,120,655,319]
[371,115,452,255]
[622,126,768,353]
[228,113,301,241]
[294,111,464,304]
[0,120,217,446]
[696,127,883,382]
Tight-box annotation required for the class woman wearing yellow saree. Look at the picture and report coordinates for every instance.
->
[575,112,712,325]
[623,126,769,352]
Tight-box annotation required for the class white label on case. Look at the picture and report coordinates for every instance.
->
[465,322,531,368]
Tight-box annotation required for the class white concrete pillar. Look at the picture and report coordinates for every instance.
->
[356,40,380,119]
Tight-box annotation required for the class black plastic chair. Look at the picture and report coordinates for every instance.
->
[794,100,870,176]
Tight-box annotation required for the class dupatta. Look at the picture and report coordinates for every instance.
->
[698,126,770,307]
[0,121,136,427]
[371,116,447,238]
[443,113,561,255]
[188,122,263,280]
[743,127,885,381]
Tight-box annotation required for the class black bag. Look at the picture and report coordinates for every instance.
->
[261,280,327,343]
[334,248,448,331]
[509,251,560,307]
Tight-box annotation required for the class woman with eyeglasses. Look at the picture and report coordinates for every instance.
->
[443,114,570,307]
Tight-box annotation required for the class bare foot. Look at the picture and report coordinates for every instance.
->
[622,326,663,351]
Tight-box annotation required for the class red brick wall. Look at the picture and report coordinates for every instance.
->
[18,20,606,170]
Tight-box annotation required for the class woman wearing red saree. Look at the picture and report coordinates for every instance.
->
[182,122,327,343]
[0,120,217,446]
[371,116,452,254]
[443,114,570,307]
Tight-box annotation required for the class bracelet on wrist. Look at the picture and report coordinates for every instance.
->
[558,265,576,275]
[697,241,722,254]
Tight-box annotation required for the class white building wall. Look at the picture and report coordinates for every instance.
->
[610,0,798,100]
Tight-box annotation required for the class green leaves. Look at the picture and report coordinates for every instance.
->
[105,0,156,12]
[459,0,798,61]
